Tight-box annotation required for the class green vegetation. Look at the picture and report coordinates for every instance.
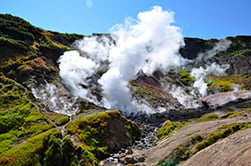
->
[195,113,218,122]
[157,144,190,166]
[61,136,79,166]
[0,14,83,83]
[208,78,233,92]
[156,120,187,140]
[189,134,203,144]
[42,111,69,126]
[66,110,141,164]
[193,122,251,153]
[220,108,251,119]
[230,49,251,56]
[0,15,142,165]
[1,14,250,166]
[158,160,179,166]
[220,111,242,119]
[171,144,190,161]
[67,111,121,133]
[0,127,91,166]
[0,73,53,154]
[207,75,251,93]
[0,36,27,51]
[159,122,251,165]
[0,129,58,165]
[130,80,168,104]
[177,69,195,86]
[218,36,251,57]
[0,14,42,46]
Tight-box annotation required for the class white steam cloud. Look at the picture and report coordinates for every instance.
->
[196,39,232,62]
[32,83,78,116]
[58,6,188,115]
[165,84,201,108]
[58,35,113,105]
[190,39,232,97]
[75,35,112,62]
[99,6,187,114]
[58,50,99,104]
[191,63,229,97]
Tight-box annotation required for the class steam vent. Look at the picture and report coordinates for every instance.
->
[0,6,251,166]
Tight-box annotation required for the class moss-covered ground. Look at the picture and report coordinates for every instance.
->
[66,110,141,165]
[0,73,54,153]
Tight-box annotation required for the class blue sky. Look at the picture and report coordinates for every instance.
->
[1,0,251,39]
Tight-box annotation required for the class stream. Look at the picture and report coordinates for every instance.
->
[99,123,158,166]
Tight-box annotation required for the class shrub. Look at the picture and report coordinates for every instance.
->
[172,144,190,161]
[195,113,218,122]
[0,129,58,166]
[207,75,251,93]
[43,111,69,126]
[190,134,203,144]
[220,111,242,119]
[66,110,141,162]
[193,122,251,153]
[208,79,233,92]
[156,120,186,140]
[158,160,179,166]
[62,136,78,166]
[177,69,195,86]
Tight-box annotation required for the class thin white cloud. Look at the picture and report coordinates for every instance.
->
[86,0,93,8]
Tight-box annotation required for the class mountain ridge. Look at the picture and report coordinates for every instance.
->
[0,14,251,166]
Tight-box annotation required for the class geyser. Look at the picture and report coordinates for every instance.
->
[191,63,230,97]
[58,6,188,115]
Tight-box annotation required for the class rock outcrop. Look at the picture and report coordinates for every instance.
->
[181,128,251,166]
[202,90,251,108]
[133,109,251,166]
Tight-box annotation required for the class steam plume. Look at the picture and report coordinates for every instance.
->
[98,6,187,114]
[58,6,188,115]
[32,83,78,116]
[58,50,98,104]
[196,39,232,62]
[190,39,232,97]
[191,63,229,97]
[165,84,201,108]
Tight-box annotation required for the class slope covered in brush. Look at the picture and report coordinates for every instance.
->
[0,14,142,165]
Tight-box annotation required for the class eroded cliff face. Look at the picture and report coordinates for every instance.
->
[0,14,251,166]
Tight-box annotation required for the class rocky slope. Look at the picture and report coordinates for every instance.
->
[181,128,251,166]
[136,101,251,165]
[0,14,251,166]
[0,14,141,166]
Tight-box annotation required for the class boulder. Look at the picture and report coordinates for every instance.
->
[202,90,251,108]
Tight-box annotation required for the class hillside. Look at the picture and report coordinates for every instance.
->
[0,14,141,166]
[0,14,251,166]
